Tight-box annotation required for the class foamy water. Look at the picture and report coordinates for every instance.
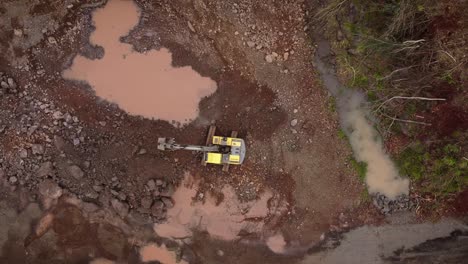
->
[313,37,409,199]
[63,0,217,124]
[154,173,285,242]
[343,94,409,198]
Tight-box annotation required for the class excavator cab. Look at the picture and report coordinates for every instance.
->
[203,136,246,165]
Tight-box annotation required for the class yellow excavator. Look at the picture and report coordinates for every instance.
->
[157,125,246,172]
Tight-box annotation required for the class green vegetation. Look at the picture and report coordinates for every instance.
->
[349,156,368,183]
[360,189,371,202]
[337,129,347,140]
[314,0,468,203]
[397,142,468,197]
[327,96,337,112]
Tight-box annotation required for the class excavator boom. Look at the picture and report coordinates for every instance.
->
[157,138,219,152]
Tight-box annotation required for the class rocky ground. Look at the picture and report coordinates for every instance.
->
[0,0,463,263]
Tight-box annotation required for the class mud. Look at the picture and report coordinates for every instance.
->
[63,0,217,124]
[154,173,286,242]
[140,243,187,264]
[0,0,399,263]
[266,233,287,254]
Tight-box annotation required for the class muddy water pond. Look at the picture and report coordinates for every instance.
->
[63,0,217,125]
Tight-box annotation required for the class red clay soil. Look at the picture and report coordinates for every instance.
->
[428,103,468,137]
[450,189,468,216]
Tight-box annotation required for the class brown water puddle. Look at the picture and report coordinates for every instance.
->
[63,0,217,124]
[139,243,187,264]
[154,173,287,243]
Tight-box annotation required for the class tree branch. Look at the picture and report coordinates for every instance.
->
[374,96,446,113]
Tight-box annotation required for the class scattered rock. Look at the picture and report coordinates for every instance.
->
[187,21,195,32]
[27,125,39,136]
[82,202,99,213]
[9,176,18,184]
[147,179,156,191]
[265,54,274,63]
[68,165,84,179]
[111,199,129,218]
[53,136,66,151]
[31,144,45,155]
[138,148,147,155]
[37,162,53,177]
[155,179,164,186]
[373,193,415,215]
[151,200,164,217]
[7,78,16,89]
[85,190,99,200]
[160,184,175,197]
[93,185,103,192]
[217,250,224,257]
[48,36,57,44]
[38,179,63,199]
[141,196,153,209]
[19,148,28,158]
[161,197,174,208]
[52,111,63,120]
[290,119,298,127]
[247,41,255,48]
[283,52,289,61]
[118,192,127,201]
[14,29,23,37]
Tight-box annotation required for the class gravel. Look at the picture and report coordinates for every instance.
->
[373,193,416,215]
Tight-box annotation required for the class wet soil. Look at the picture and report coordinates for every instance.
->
[0,0,372,263]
